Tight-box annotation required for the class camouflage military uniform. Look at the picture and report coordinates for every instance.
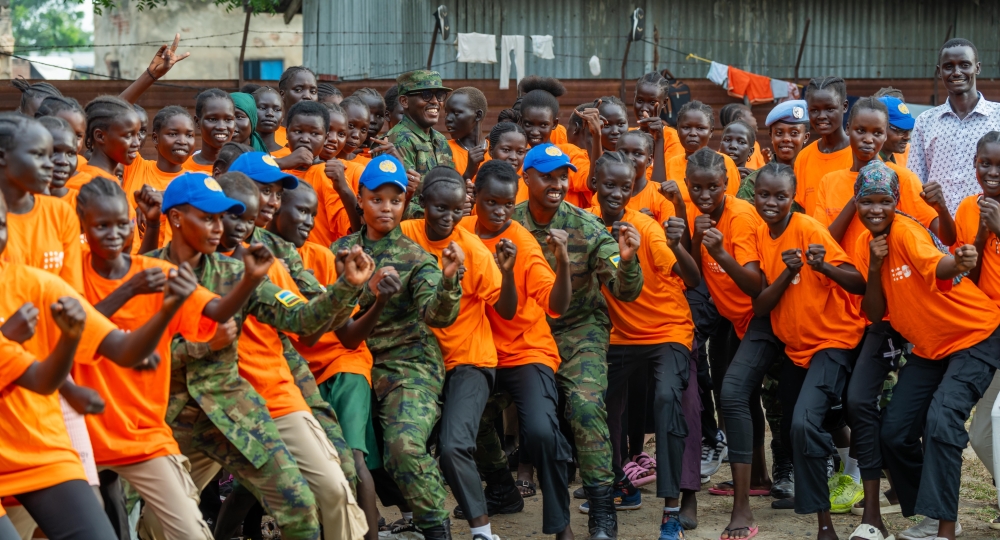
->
[511,201,644,488]
[331,225,462,529]
[152,246,363,540]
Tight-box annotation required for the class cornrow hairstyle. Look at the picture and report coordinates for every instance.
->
[216,171,260,201]
[723,119,757,147]
[677,100,715,130]
[595,95,627,117]
[240,83,261,94]
[976,131,1000,155]
[450,87,488,114]
[12,77,62,113]
[340,95,370,115]
[133,103,146,117]
[286,100,330,131]
[252,85,281,102]
[874,86,904,100]
[719,103,752,127]
[323,102,346,116]
[0,113,33,151]
[940,38,979,63]
[420,166,466,201]
[594,150,635,177]
[318,82,342,100]
[353,87,385,108]
[635,71,667,98]
[384,85,400,112]
[847,96,889,126]
[279,66,317,91]
[756,161,797,194]
[496,108,521,124]
[84,95,134,150]
[487,122,526,149]
[520,89,560,119]
[804,76,848,103]
[152,105,193,134]
[76,175,126,217]
[213,142,253,174]
[474,159,518,192]
[38,115,72,134]
[194,88,233,118]
[686,147,727,179]
[518,76,566,97]
[617,130,655,155]
[35,96,84,119]
[569,103,589,130]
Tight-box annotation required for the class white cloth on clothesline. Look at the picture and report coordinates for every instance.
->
[500,35,525,89]
[771,78,789,99]
[706,61,729,88]
[531,35,555,59]
[457,33,497,64]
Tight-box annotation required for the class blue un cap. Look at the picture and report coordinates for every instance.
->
[228,152,299,189]
[359,155,408,192]
[523,143,578,174]
[162,172,247,214]
[878,96,915,131]
[765,100,809,127]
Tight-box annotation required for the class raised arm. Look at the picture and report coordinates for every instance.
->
[119,34,190,104]
[805,244,867,295]
[753,248,802,316]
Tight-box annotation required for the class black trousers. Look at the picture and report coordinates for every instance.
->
[880,327,1000,521]
[844,321,906,481]
[97,469,130,540]
[607,342,690,499]
[781,349,853,515]
[440,365,495,522]
[15,480,117,540]
[719,317,782,464]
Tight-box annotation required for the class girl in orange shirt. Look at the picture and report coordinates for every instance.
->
[794,77,853,213]
[185,89,236,173]
[590,130,675,226]
[276,66,320,149]
[665,101,742,203]
[633,72,685,164]
[38,117,79,209]
[445,87,489,181]
[854,162,1000,540]
[720,103,765,170]
[955,131,1000,307]
[354,87,388,144]
[75,95,142,187]
[518,87,593,208]
[254,86,295,159]
[720,120,756,179]
[487,122,529,203]
[337,96,372,168]
[751,162,866,539]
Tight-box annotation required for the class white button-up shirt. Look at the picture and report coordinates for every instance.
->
[908,93,1000,214]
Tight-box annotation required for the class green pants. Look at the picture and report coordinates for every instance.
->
[377,384,448,529]
[557,347,615,488]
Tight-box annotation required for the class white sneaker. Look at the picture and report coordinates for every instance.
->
[700,440,727,476]
[897,517,963,540]
[472,535,501,540]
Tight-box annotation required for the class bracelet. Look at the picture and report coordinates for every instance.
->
[146,67,159,80]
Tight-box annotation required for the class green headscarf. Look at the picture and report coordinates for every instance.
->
[230,92,268,154]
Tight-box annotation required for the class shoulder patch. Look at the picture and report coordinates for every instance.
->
[609,254,620,268]
[275,289,305,308]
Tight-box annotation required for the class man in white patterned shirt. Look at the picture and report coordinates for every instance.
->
[909,38,1000,214]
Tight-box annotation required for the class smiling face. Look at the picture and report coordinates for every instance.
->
[2,123,54,195]
[720,123,753,167]
[688,166,728,216]
[593,162,633,220]
[422,182,465,241]
[342,103,370,155]
[220,190,259,251]
[770,122,809,164]
[400,91,445,130]
[806,88,847,138]
[489,131,528,171]
[321,112,348,161]
[856,193,896,235]
[281,70,318,110]
[196,98,236,152]
[520,107,558,147]
[754,170,795,226]
[525,165,569,210]
[849,108,888,164]
[359,183,405,239]
[474,176,517,236]
[617,134,651,184]
[287,113,327,156]
[939,45,980,96]
[97,111,142,166]
[884,124,911,156]
[976,141,1000,199]
[48,128,77,190]
[80,196,132,261]
[256,91,283,135]
[677,110,713,155]
[599,103,629,152]
[273,186,317,248]
[254,181,283,228]
[445,93,479,140]
[170,205,225,255]
[153,114,196,166]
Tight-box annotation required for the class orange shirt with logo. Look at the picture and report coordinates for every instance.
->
[74,254,218,466]
[665,152,742,204]
[793,142,853,216]
[855,215,1000,360]
[296,160,363,247]
[458,216,562,372]
[292,241,373,385]
[4,195,83,293]
[955,194,1000,309]
[400,219,502,370]
[237,262,311,419]
[756,213,864,367]
[588,207,694,347]
[686,197,761,338]
[0,262,118,496]
[591,179,676,225]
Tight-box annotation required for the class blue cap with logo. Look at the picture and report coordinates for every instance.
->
[359,155,408,192]
[765,100,809,127]
[523,143,578,173]
[228,152,299,189]
[162,172,247,214]
[877,96,915,131]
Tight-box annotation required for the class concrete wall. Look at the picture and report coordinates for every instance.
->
[92,0,303,81]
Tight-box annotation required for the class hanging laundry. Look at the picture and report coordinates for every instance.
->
[787,82,801,100]
[706,61,729,88]
[500,35,525,89]
[457,33,497,64]
[771,78,789,100]
[589,55,601,76]
[531,35,555,59]
[727,66,773,104]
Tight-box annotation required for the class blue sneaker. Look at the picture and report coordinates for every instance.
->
[659,512,685,540]
[577,481,642,513]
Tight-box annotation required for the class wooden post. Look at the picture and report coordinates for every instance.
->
[793,18,811,85]
[932,25,953,106]
[426,18,440,70]
[237,1,251,89]
[652,25,659,73]
[620,38,632,103]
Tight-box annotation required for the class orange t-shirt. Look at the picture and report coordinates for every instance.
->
[686,197,761,338]
[297,160,363,247]
[447,139,491,178]
[75,254,218,466]
[665,152,742,204]
[746,141,766,170]
[292,241,373,385]
[756,213,864,366]
[555,143,592,209]
[0,262,118,496]
[590,178,676,225]
[458,216,562,372]
[4,195,83,293]
[855,215,1000,360]
[274,126,288,148]
[237,263,312,419]
[399,220,502,370]
[123,157,183,252]
[793,141,853,216]
[271,145,292,159]
[62,164,138,229]
[347,153,371,168]
[630,126,687,180]
[550,124,568,145]
[182,155,214,174]
[53,189,78,214]
[955,194,1000,308]
[588,207,694,347]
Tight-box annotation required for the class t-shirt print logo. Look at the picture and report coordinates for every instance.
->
[706,261,726,274]
[791,273,801,285]
[42,251,65,270]
[890,264,912,282]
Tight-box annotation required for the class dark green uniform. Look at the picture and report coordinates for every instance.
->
[331,225,461,529]
[511,201,644,488]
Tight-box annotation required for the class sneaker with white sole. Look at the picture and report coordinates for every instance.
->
[700,435,727,476]
[897,517,963,540]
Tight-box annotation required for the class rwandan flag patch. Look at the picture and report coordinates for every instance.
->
[275,289,305,307]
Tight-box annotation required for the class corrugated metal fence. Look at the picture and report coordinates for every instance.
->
[303,0,1000,82]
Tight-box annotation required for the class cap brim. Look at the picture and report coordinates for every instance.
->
[192,198,247,215]
[890,117,915,130]
[360,179,407,192]
[246,169,299,189]
[528,162,578,174]
[766,118,810,127]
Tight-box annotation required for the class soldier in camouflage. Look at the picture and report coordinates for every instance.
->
[511,144,644,540]
[330,155,463,540]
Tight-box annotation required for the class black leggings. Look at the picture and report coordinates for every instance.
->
[15,480,117,540]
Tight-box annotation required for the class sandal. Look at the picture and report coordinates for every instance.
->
[720,525,759,540]
[635,451,657,471]
[515,479,536,497]
[847,523,893,540]
[991,517,1000,530]
[850,491,902,516]
[708,480,769,496]
[624,461,657,487]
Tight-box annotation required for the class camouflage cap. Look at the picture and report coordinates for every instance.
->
[396,70,452,95]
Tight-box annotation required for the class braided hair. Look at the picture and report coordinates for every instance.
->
[83,95,135,150]
[846,96,888,126]
[488,122,526,149]
[677,100,715,130]
[194,88,233,117]
[686,147,727,179]
[76,175,126,217]
[213,142,253,175]
[0,113,35,151]
[420,166,466,202]
[318,82,342,101]
[594,150,635,178]
[804,77,848,103]
[12,77,62,114]
[474,159,518,192]
[35,96,84,119]
[756,161,797,194]
[279,66,317,92]
[152,105,193,134]
[617,130,654,155]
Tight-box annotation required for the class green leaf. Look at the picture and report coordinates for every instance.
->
[13,0,92,53]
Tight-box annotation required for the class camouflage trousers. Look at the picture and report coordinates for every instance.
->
[556,345,615,488]
[170,403,320,540]
[376,384,449,529]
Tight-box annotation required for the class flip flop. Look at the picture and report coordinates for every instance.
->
[708,481,768,496]
[847,523,894,540]
[991,517,1000,530]
[720,525,759,540]
[514,479,536,497]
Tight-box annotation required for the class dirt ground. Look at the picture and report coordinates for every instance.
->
[377,438,1000,540]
